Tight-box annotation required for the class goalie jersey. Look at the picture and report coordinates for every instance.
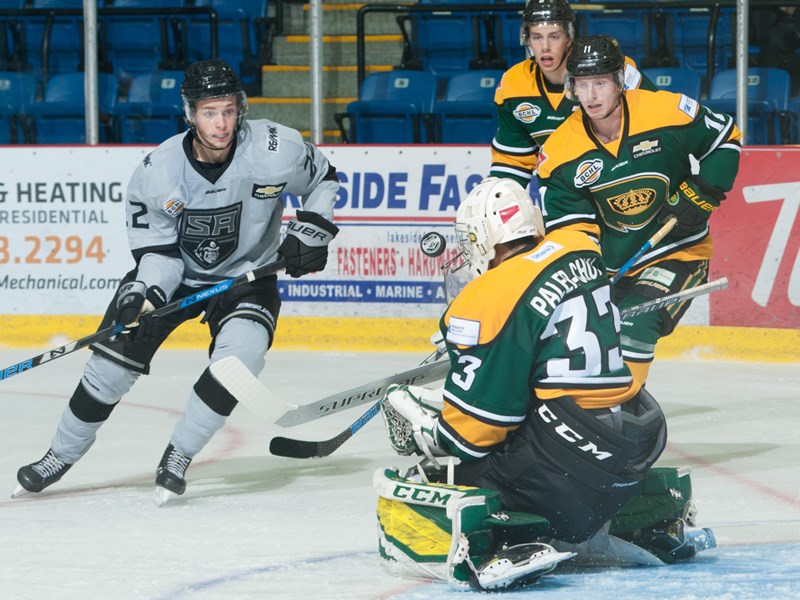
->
[537,89,742,275]
[490,56,653,187]
[125,119,338,288]
[436,229,638,461]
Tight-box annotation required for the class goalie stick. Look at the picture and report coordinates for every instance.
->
[266,277,728,459]
[0,258,287,382]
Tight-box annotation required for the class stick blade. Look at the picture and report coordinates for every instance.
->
[269,436,324,459]
[209,357,296,424]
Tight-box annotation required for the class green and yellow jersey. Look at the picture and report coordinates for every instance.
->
[436,229,638,461]
[537,89,742,275]
[490,56,655,188]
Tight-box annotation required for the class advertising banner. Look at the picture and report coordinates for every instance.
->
[710,148,800,329]
[1,145,797,330]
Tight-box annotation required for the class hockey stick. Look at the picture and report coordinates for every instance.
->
[209,356,298,422]
[611,217,677,284]
[274,350,450,427]
[0,258,287,382]
[267,277,728,459]
[618,276,728,318]
[273,351,448,427]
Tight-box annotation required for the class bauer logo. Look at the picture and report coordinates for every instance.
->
[574,159,603,188]
[252,182,286,200]
[513,102,541,123]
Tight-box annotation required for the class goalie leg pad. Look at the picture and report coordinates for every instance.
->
[373,467,562,589]
[609,467,695,535]
[609,467,715,563]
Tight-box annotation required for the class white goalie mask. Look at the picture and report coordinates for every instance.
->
[453,178,545,280]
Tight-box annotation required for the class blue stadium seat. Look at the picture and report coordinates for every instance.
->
[704,68,791,145]
[0,70,37,143]
[428,69,502,143]
[335,70,437,143]
[667,7,734,88]
[27,72,119,143]
[497,6,526,68]
[17,0,85,78]
[580,9,652,66]
[187,0,270,94]
[116,69,185,143]
[643,67,702,99]
[104,0,186,87]
[402,0,489,81]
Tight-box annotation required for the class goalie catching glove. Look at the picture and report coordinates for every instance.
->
[383,384,448,462]
[278,210,339,278]
[658,175,725,238]
[114,281,167,339]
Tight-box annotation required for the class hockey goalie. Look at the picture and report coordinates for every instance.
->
[375,177,716,591]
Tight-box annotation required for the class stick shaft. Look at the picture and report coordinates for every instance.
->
[611,217,677,284]
[269,276,728,459]
[0,259,286,382]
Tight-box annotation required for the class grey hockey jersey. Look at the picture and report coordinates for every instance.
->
[125,119,338,290]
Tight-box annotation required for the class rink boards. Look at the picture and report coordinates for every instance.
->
[1,146,798,362]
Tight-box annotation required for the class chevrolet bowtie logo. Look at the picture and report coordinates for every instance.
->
[632,140,659,153]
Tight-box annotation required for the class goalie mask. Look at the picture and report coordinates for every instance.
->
[453,178,545,280]
[181,59,249,132]
[565,35,626,99]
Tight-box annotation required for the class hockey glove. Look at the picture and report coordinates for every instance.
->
[114,281,167,339]
[658,176,724,238]
[278,210,339,278]
[382,384,447,462]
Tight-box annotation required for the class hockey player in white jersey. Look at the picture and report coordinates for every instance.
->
[13,59,340,505]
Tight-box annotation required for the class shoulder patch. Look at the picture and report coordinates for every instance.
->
[678,94,699,119]
[163,198,184,216]
[623,62,643,90]
[266,125,280,152]
[526,240,563,262]
[446,316,481,347]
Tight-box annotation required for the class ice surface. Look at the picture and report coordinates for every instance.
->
[1,349,798,599]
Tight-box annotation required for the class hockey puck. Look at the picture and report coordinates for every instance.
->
[419,231,447,258]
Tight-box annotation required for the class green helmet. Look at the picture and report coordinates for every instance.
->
[521,0,575,45]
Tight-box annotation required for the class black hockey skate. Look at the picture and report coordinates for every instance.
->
[14,449,72,496]
[154,444,192,506]
[619,518,716,563]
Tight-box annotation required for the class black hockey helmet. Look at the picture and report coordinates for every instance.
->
[521,0,575,44]
[181,59,248,129]
[565,35,626,97]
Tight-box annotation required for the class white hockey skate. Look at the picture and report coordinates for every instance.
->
[470,542,575,591]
